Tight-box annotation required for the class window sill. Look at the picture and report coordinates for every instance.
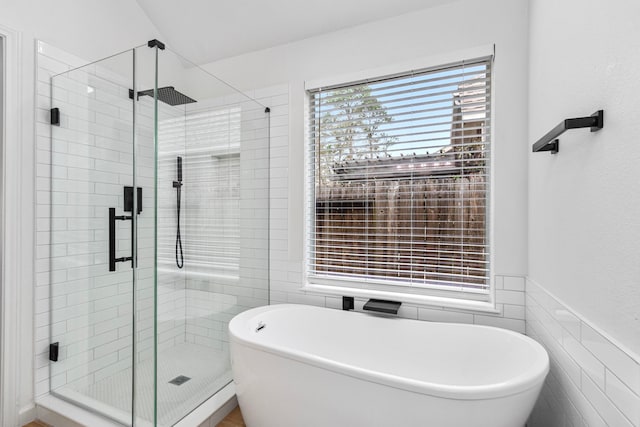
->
[301,283,500,314]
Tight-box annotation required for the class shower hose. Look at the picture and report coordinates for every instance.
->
[176,184,184,269]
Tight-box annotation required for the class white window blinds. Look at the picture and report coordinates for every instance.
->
[308,57,492,292]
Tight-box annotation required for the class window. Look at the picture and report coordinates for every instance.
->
[307,57,492,302]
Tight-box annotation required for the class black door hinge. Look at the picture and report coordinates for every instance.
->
[50,108,60,126]
[49,342,59,362]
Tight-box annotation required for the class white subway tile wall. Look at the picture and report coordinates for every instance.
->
[181,95,270,352]
[527,278,640,427]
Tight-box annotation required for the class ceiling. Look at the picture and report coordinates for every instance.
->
[135,0,456,65]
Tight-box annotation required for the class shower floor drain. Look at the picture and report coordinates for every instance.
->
[168,375,191,386]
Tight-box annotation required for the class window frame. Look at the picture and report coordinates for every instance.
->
[302,47,498,313]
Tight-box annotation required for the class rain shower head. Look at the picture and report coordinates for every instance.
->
[135,86,197,106]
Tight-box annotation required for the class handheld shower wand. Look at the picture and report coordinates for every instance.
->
[173,156,184,269]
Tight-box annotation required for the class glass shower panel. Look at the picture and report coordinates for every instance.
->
[49,49,136,425]
[149,47,271,426]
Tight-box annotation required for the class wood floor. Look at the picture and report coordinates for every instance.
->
[216,406,246,427]
[23,407,244,427]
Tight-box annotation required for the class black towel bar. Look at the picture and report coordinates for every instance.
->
[532,110,604,154]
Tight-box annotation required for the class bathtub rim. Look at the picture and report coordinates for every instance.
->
[229,304,549,401]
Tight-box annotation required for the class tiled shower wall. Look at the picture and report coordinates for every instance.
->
[178,97,271,350]
[526,279,640,427]
[151,87,271,361]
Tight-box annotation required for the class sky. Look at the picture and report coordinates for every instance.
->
[316,63,488,157]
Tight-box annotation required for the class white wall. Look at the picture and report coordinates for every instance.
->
[0,1,161,62]
[199,0,530,327]
[528,0,640,425]
[528,0,640,360]
[0,2,161,423]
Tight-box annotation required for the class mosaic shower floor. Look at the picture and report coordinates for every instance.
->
[56,343,231,426]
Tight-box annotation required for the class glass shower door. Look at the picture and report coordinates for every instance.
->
[48,49,137,425]
[135,45,271,426]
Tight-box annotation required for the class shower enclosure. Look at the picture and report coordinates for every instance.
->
[47,40,269,426]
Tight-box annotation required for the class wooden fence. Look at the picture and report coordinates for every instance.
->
[314,173,487,287]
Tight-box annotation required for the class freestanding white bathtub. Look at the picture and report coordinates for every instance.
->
[229,304,548,427]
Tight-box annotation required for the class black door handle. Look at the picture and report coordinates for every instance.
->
[109,207,133,271]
